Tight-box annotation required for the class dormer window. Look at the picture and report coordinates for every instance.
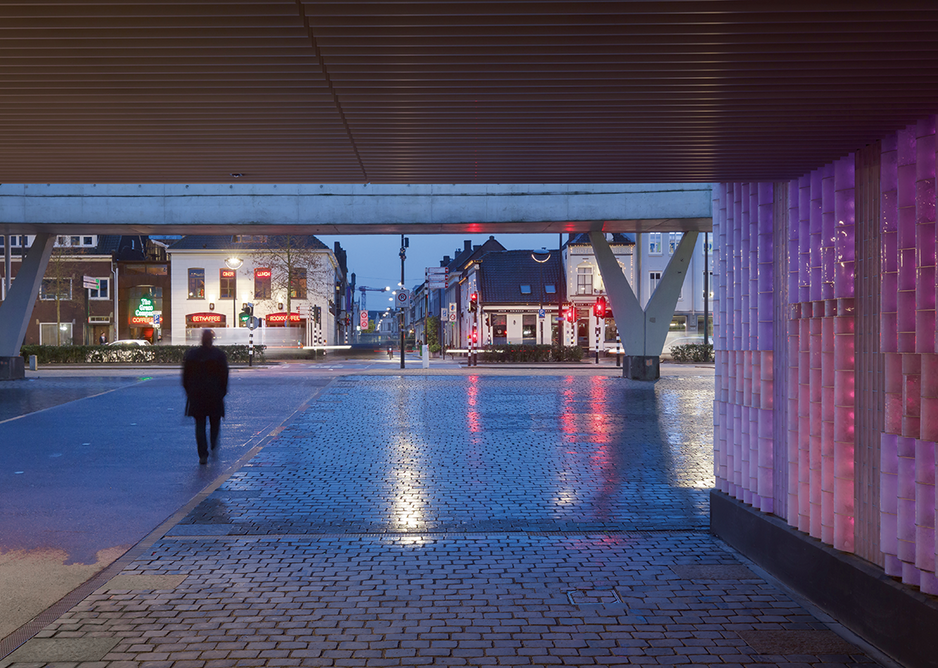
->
[520,285,532,294]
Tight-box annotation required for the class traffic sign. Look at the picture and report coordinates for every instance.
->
[82,275,99,290]
[396,290,410,307]
[359,310,369,328]
[538,308,545,319]
[449,312,457,322]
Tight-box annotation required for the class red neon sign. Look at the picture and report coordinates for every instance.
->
[187,312,224,325]
[129,316,153,325]
[221,269,235,278]
[255,268,272,278]
[266,312,302,323]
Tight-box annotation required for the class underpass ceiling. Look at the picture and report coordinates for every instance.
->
[2,2,937,185]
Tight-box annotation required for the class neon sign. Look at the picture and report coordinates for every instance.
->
[189,313,223,324]
[255,268,271,278]
[135,296,155,317]
[267,312,303,323]
[221,269,235,278]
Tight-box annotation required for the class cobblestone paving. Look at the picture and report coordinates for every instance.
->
[180,376,714,534]
[1,373,883,667]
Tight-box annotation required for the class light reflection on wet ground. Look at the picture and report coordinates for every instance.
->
[0,377,141,422]
[182,375,715,534]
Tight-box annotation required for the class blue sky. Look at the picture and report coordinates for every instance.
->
[317,233,563,292]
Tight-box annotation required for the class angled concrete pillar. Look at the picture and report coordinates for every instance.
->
[0,233,54,379]
[589,230,699,379]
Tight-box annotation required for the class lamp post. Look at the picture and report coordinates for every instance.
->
[532,249,551,346]
[225,256,243,331]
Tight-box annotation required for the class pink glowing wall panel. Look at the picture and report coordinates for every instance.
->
[714,115,938,594]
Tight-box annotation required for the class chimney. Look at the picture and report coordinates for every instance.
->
[442,256,450,266]
[464,240,472,252]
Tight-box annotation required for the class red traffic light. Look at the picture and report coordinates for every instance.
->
[593,297,607,318]
[470,292,478,302]
[564,305,576,323]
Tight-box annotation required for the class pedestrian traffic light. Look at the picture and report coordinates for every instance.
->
[564,304,575,323]
[471,326,478,344]
[469,292,478,312]
[313,305,321,325]
[593,297,607,318]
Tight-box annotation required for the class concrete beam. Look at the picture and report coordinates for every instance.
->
[0,183,712,235]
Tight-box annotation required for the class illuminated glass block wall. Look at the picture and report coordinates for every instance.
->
[714,116,938,594]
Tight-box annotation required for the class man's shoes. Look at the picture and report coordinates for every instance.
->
[210,442,217,451]
[199,456,208,465]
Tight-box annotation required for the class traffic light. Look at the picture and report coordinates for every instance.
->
[313,305,321,325]
[239,302,253,325]
[593,297,607,318]
[469,292,478,312]
[471,326,478,344]
[564,304,575,323]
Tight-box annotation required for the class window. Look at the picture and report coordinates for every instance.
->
[235,235,268,243]
[40,278,71,301]
[669,315,687,331]
[604,317,619,343]
[255,267,272,299]
[545,284,556,294]
[576,266,593,295]
[648,232,662,255]
[70,236,80,246]
[289,267,307,300]
[220,268,236,299]
[649,271,662,296]
[492,314,507,345]
[669,232,682,254]
[188,268,205,299]
[520,285,532,295]
[89,277,110,299]
[83,236,94,246]
[697,315,714,336]
[522,314,536,344]
[40,322,73,346]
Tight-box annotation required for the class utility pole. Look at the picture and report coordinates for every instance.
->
[400,234,407,369]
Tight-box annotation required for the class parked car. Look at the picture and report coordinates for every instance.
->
[106,339,151,347]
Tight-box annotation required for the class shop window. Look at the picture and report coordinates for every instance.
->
[89,277,110,299]
[289,267,307,300]
[492,314,507,345]
[188,268,205,299]
[220,268,236,299]
[255,268,271,299]
[40,322,73,345]
[40,278,72,300]
[669,315,687,331]
[604,317,619,342]
[648,232,663,255]
[697,314,714,336]
[521,314,536,344]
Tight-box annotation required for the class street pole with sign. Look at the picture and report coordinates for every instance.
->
[399,235,407,369]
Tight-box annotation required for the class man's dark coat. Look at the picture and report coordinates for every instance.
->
[182,344,229,418]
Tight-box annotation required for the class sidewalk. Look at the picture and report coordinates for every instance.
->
[0,370,886,667]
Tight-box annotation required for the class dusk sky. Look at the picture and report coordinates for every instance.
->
[317,233,563,295]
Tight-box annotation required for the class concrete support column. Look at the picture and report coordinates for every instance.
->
[0,233,54,379]
[589,230,699,380]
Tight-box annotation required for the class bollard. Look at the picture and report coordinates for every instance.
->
[29,354,37,371]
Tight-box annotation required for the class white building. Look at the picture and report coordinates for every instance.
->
[167,235,339,348]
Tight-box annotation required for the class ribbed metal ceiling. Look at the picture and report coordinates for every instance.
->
[2,2,937,184]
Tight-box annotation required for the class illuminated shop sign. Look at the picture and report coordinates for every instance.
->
[130,316,153,326]
[135,296,155,317]
[186,312,225,326]
[221,269,236,278]
[266,312,303,323]
[255,268,272,278]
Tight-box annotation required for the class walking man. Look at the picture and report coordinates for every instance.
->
[183,329,229,464]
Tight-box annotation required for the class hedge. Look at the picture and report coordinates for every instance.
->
[20,344,266,365]
[477,344,583,363]
[669,343,714,363]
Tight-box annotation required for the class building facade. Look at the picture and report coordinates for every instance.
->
[167,235,340,348]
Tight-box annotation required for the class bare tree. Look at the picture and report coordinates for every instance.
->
[45,242,77,345]
[248,236,336,337]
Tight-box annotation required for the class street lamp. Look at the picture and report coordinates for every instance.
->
[532,249,551,345]
[225,256,243,329]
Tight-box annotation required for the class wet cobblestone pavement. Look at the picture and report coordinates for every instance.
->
[1,371,886,667]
